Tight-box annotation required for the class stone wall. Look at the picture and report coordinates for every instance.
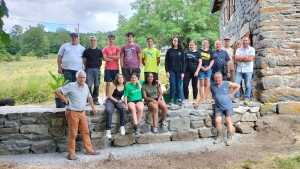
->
[219,0,300,106]
[0,102,262,155]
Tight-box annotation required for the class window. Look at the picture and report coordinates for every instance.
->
[230,0,235,14]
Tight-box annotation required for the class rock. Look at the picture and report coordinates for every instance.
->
[35,116,50,124]
[234,107,249,114]
[0,127,19,134]
[7,113,22,120]
[22,112,42,117]
[49,127,66,137]
[125,125,133,134]
[91,132,105,138]
[169,117,190,131]
[20,118,36,124]
[31,140,56,154]
[249,107,260,113]
[0,147,30,155]
[190,121,205,129]
[114,134,135,147]
[259,88,300,103]
[91,138,111,149]
[0,134,29,141]
[20,125,48,135]
[4,121,18,128]
[178,108,191,117]
[260,103,277,116]
[278,102,300,114]
[136,133,171,144]
[171,131,198,141]
[94,123,105,132]
[57,143,68,153]
[51,118,63,127]
[139,122,151,134]
[241,112,258,122]
[29,134,52,141]
[247,101,262,107]
[167,110,178,118]
[232,114,242,123]
[204,118,212,127]
[198,127,213,138]
[234,122,255,134]
[111,110,121,124]
[16,140,33,147]
[233,103,241,108]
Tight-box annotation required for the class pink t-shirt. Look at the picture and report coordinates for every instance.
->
[102,46,120,70]
[121,44,141,69]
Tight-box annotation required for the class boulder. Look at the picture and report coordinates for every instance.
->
[259,88,300,103]
[7,113,22,120]
[136,133,171,144]
[178,108,191,117]
[91,138,111,149]
[49,127,66,137]
[4,121,18,128]
[198,127,213,138]
[260,103,277,116]
[171,131,198,141]
[91,132,105,139]
[20,118,36,124]
[278,102,300,114]
[241,112,258,122]
[31,140,56,154]
[114,134,135,147]
[204,118,212,127]
[190,121,205,129]
[232,114,242,123]
[20,125,48,135]
[167,110,179,118]
[234,122,255,134]
[0,127,19,134]
[169,117,190,131]
[51,118,63,127]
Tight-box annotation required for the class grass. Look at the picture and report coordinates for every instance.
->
[0,55,168,105]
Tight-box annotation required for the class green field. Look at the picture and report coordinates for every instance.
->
[0,55,168,105]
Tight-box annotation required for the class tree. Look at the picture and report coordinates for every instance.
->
[0,0,10,44]
[5,24,23,55]
[20,24,50,57]
[46,27,69,53]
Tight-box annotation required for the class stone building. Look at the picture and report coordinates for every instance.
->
[210,0,300,109]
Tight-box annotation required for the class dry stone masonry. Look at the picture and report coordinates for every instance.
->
[1,102,261,155]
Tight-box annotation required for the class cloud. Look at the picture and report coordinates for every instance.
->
[3,0,135,33]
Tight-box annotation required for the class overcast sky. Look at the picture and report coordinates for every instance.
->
[3,0,135,33]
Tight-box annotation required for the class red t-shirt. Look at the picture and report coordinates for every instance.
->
[102,46,120,70]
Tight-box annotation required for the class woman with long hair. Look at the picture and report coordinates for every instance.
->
[198,38,214,102]
[165,36,185,106]
[183,40,202,103]
[124,72,144,134]
[142,72,168,134]
[104,74,127,138]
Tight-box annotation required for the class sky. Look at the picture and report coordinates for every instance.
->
[3,0,135,33]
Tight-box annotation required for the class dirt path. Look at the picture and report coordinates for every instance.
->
[1,114,300,169]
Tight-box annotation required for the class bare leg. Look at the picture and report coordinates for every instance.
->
[128,102,137,125]
[148,102,159,127]
[136,102,144,124]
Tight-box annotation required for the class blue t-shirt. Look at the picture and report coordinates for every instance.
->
[211,50,230,73]
[210,81,233,111]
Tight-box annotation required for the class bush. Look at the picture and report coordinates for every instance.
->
[26,50,36,57]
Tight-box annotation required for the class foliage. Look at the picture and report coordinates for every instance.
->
[115,0,220,50]
[46,27,70,53]
[26,50,36,57]
[48,71,69,91]
[0,41,12,61]
[0,0,10,44]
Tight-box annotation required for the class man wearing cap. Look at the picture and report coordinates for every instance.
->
[83,36,103,105]
[222,37,235,82]
[57,32,85,82]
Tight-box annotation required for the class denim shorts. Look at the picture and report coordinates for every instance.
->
[104,69,119,82]
[198,68,212,80]
[215,108,235,117]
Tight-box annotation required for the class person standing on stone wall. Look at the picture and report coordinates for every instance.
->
[83,36,103,105]
[120,32,142,81]
[232,36,255,105]
[54,70,100,160]
[211,40,230,82]
[194,72,240,146]
[142,37,160,80]
[222,37,235,82]
[57,33,85,82]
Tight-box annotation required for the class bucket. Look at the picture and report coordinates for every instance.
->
[163,93,178,104]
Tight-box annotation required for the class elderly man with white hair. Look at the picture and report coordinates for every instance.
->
[55,70,100,160]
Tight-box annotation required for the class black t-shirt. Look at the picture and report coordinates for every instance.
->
[199,49,213,66]
[83,48,103,68]
[185,50,201,71]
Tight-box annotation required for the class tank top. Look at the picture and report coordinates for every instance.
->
[210,81,233,111]
[112,87,124,100]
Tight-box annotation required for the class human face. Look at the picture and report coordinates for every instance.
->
[242,37,250,48]
[214,73,222,85]
[70,36,78,45]
[189,42,196,51]
[146,73,154,84]
[127,35,134,43]
[108,37,115,46]
[224,39,230,48]
[172,37,178,48]
[238,42,242,48]
[147,39,154,48]
[130,75,138,84]
[202,40,209,49]
[214,41,222,51]
[76,74,86,86]
[117,74,124,84]
[89,38,97,48]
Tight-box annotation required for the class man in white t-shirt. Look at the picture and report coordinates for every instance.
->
[57,33,85,82]
[222,37,235,82]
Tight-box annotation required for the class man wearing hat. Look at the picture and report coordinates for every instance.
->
[222,36,235,82]
[57,32,85,82]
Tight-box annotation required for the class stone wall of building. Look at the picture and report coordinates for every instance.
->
[219,0,300,109]
[0,103,261,155]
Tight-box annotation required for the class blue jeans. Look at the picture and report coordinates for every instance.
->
[234,72,253,99]
[86,68,101,102]
[63,69,77,82]
[105,99,126,130]
[169,71,184,101]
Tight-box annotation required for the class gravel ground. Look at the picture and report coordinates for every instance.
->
[0,134,243,165]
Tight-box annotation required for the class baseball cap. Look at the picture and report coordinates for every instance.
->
[70,32,78,37]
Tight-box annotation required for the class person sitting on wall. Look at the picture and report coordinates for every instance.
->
[0,98,15,106]
[54,70,100,160]
[104,74,127,139]
[142,72,168,134]
[194,72,240,146]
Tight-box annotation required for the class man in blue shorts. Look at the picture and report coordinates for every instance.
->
[194,72,240,146]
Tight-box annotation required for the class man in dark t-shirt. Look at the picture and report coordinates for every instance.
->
[83,36,103,105]
[211,40,230,82]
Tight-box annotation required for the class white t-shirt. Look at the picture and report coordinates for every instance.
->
[58,43,85,71]
[222,47,234,70]
[235,46,255,73]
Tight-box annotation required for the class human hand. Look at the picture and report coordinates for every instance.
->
[58,68,63,74]
[64,98,69,105]
[125,106,128,111]
[227,72,230,78]
[117,100,122,103]
[92,107,98,114]
[166,72,170,78]
[181,73,184,80]
[194,71,199,77]
[152,100,158,105]
[193,102,200,108]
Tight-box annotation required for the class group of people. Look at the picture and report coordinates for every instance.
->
[55,31,255,160]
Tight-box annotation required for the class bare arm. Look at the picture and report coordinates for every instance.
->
[157,84,163,101]
[157,57,160,66]
[88,96,98,114]
[120,53,124,68]
[124,96,128,111]
[208,60,214,69]
[229,82,241,98]
[138,52,142,67]
[54,89,68,104]
[142,58,145,66]
[142,90,154,102]
[83,58,87,70]
[108,85,118,103]
[57,55,63,74]
[195,59,202,76]
[194,85,211,108]
[107,53,120,60]
[103,53,114,61]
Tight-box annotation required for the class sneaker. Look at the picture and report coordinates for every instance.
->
[168,99,174,106]
[106,130,111,139]
[103,96,108,104]
[177,101,183,106]
[244,99,250,105]
[94,101,100,105]
[120,126,125,135]
[133,125,140,134]
[152,126,158,134]
[162,120,167,127]
[232,98,239,103]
